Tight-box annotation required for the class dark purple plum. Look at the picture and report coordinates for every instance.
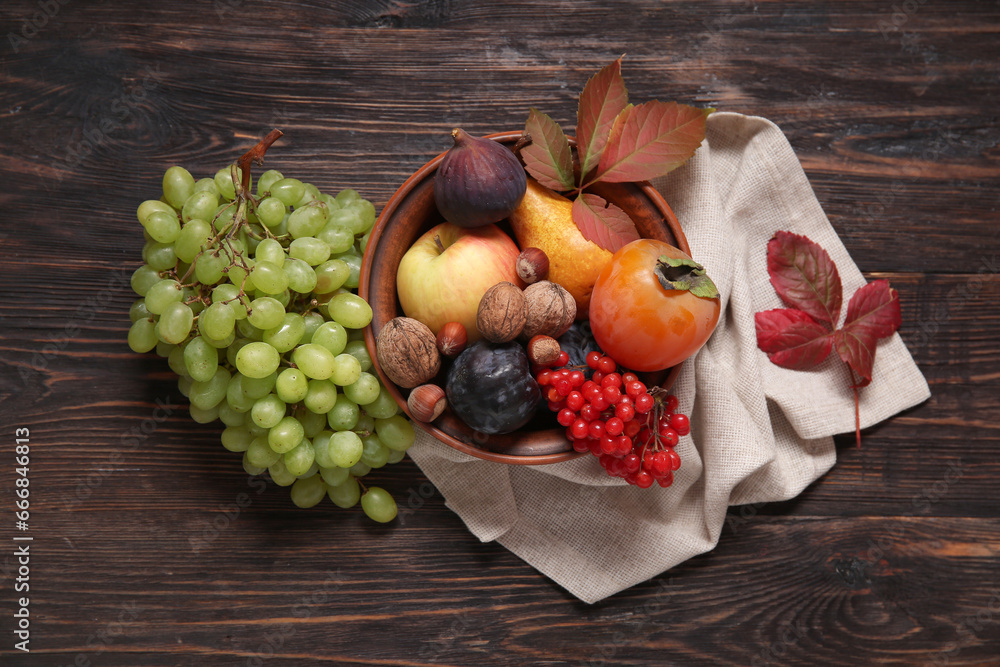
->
[445,340,541,435]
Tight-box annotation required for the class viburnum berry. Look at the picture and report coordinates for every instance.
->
[670,413,690,436]
[597,356,617,374]
[555,350,570,367]
[586,351,602,369]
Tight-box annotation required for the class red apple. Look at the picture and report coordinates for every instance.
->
[396,222,521,342]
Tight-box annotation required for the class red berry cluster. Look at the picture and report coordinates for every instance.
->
[535,350,688,488]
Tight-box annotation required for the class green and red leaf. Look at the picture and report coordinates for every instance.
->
[576,56,629,180]
[767,231,843,328]
[571,193,640,253]
[834,279,902,386]
[522,108,575,191]
[592,101,712,185]
[755,308,834,370]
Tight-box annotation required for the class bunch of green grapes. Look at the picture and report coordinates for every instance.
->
[127,159,408,523]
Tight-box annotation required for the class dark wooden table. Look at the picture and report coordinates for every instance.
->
[2,1,998,665]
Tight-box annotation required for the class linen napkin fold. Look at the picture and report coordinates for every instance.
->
[405,112,931,604]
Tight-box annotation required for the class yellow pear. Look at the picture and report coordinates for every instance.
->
[508,177,613,317]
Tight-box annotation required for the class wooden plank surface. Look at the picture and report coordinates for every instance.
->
[1,1,998,665]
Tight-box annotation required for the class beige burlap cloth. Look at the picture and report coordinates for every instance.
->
[406,112,931,604]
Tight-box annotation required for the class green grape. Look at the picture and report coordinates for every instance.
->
[227,259,256,292]
[235,341,281,378]
[201,329,235,349]
[335,188,361,207]
[327,293,372,330]
[194,250,227,285]
[144,279,183,315]
[218,402,246,427]
[342,372,379,406]
[311,322,348,356]
[327,207,366,236]
[358,230,372,254]
[174,218,213,263]
[317,225,355,255]
[221,425,254,453]
[327,394,359,431]
[330,353,362,386]
[181,190,219,224]
[360,432,390,468]
[247,296,285,330]
[290,474,327,508]
[319,193,339,211]
[190,367,231,411]
[131,265,162,297]
[251,260,288,294]
[283,439,315,477]
[270,178,305,206]
[301,312,324,343]
[214,164,245,201]
[275,367,309,403]
[227,375,256,411]
[128,318,158,353]
[289,237,331,266]
[251,393,286,429]
[142,240,178,271]
[327,476,361,508]
[298,408,327,437]
[254,238,285,266]
[268,416,305,453]
[312,431,335,468]
[291,343,336,380]
[163,165,195,209]
[386,449,406,465]
[287,204,327,238]
[303,380,338,414]
[355,412,375,434]
[349,461,371,477]
[184,336,218,382]
[246,435,281,468]
[354,199,376,234]
[283,257,317,294]
[333,251,362,289]
[157,301,194,344]
[343,340,373,372]
[130,299,152,323]
[226,338,250,367]
[212,283,248,320]
[212,203,236,233]
[376,414,416,452]
[255,197,286,228]
[177,375,193,398]
[361,487,397,523]
[144,210,182,244]
[198,302,236,340]
[313,259,350,294]
[296,183,321,208]
[365,383,400,419]
[194,177,220,197]
[256,169,284,196]
[319,464,349,487]
[328,430,363,468]
[155,340,175,357]
[241,371,277,399]
[189,403,219,424]
[242,454,266,477]
[167,343,189,376]
[268,458,296,487]
[138,199,176,224]
[262,313,305,353]
[237,318,264,341]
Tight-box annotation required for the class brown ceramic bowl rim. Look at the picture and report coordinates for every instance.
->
[359,131,689,465]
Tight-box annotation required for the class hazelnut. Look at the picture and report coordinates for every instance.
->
[436,321,468,357]
[375,317,441,388]
[476,281,526,343]
[516,247,549,284]
[526,335,561,367]
[407,383,447,422]
[522,280,576,339]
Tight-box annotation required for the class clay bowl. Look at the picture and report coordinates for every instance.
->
[359,131,689,465]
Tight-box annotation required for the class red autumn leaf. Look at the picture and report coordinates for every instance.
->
[767,231,842,329]
[522,108,575,191]
[834,279,902,386]
[591,101,712,185]
[755,308,834,370]
[575,56,629,179]
[572,193,640,253]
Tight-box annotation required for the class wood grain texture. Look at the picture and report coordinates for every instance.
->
[1,0,998,665]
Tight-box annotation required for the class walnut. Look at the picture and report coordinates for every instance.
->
[522,280,576,339]
[375,317,441,388]
[476,281,526,343]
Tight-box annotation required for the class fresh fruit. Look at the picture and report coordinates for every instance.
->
[125,132,408,520]
[476,281,526,343]
[395,221,521,341]
[537,350,686,487]
[434,128,527,228]
[589,239,720,372]
[446,341,541,434]
[508,178,614,317]
[374,317,441,389]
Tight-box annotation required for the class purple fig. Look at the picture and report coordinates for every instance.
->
[434,128,527,228]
